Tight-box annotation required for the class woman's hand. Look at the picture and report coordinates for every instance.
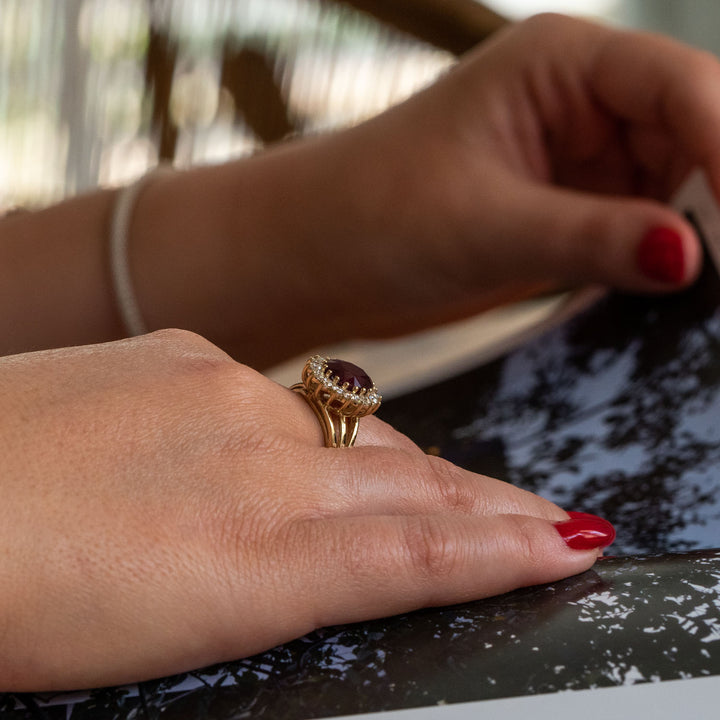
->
[293,12,720,346]
[0,330,611,691]
[204,12,720,363]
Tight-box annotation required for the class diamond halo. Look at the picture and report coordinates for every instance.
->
[303,355,381,417]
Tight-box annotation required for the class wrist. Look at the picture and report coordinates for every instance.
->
[126,141,373,367]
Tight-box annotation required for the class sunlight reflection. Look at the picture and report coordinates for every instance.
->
[0,0,453,209]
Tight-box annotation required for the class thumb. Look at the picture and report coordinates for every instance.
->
[508,184,703,293]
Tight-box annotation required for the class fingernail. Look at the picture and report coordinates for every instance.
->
[567,511,602,520]
[637,227,685,283]
[555,513,616,550]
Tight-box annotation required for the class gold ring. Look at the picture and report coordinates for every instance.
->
[291,355,382,448]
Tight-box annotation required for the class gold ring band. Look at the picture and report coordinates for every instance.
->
[291,355,382,448]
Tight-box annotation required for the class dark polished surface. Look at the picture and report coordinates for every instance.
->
[6,252,720,718]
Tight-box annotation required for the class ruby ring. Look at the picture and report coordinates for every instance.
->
[291,355,382,448]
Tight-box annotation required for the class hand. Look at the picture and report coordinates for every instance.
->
[0,330,611,690]
[268,13,720,347]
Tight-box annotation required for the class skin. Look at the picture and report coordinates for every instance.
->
[1,14,720,689]
[0,330,596,689]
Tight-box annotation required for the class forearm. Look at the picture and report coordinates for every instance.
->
[0,190,122,355]
[0,142,344,364]
[0,132,411,367]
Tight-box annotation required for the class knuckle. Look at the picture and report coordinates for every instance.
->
[401,516,461,580]
[518,12,576,44]
[683,48,720,88]
[142,332,292,454]
[143,328,236,375]
[145,327,218,352]
[424,455,478,514]
[504,514,546,572]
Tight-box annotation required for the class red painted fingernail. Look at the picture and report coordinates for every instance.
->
[636,227,685,283]
[567,511,602,520]
[555,513,616,550]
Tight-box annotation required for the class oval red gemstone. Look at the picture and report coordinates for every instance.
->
[326,358,373,391]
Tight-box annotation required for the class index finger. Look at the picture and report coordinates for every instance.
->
[587,17,720,193]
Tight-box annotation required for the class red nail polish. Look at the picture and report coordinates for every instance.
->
[637,227,685,283]
[555,513,616,550]
[567,511,601,520]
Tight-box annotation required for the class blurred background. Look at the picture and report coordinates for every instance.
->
[1,0,717,211]
[1,0,717,392]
